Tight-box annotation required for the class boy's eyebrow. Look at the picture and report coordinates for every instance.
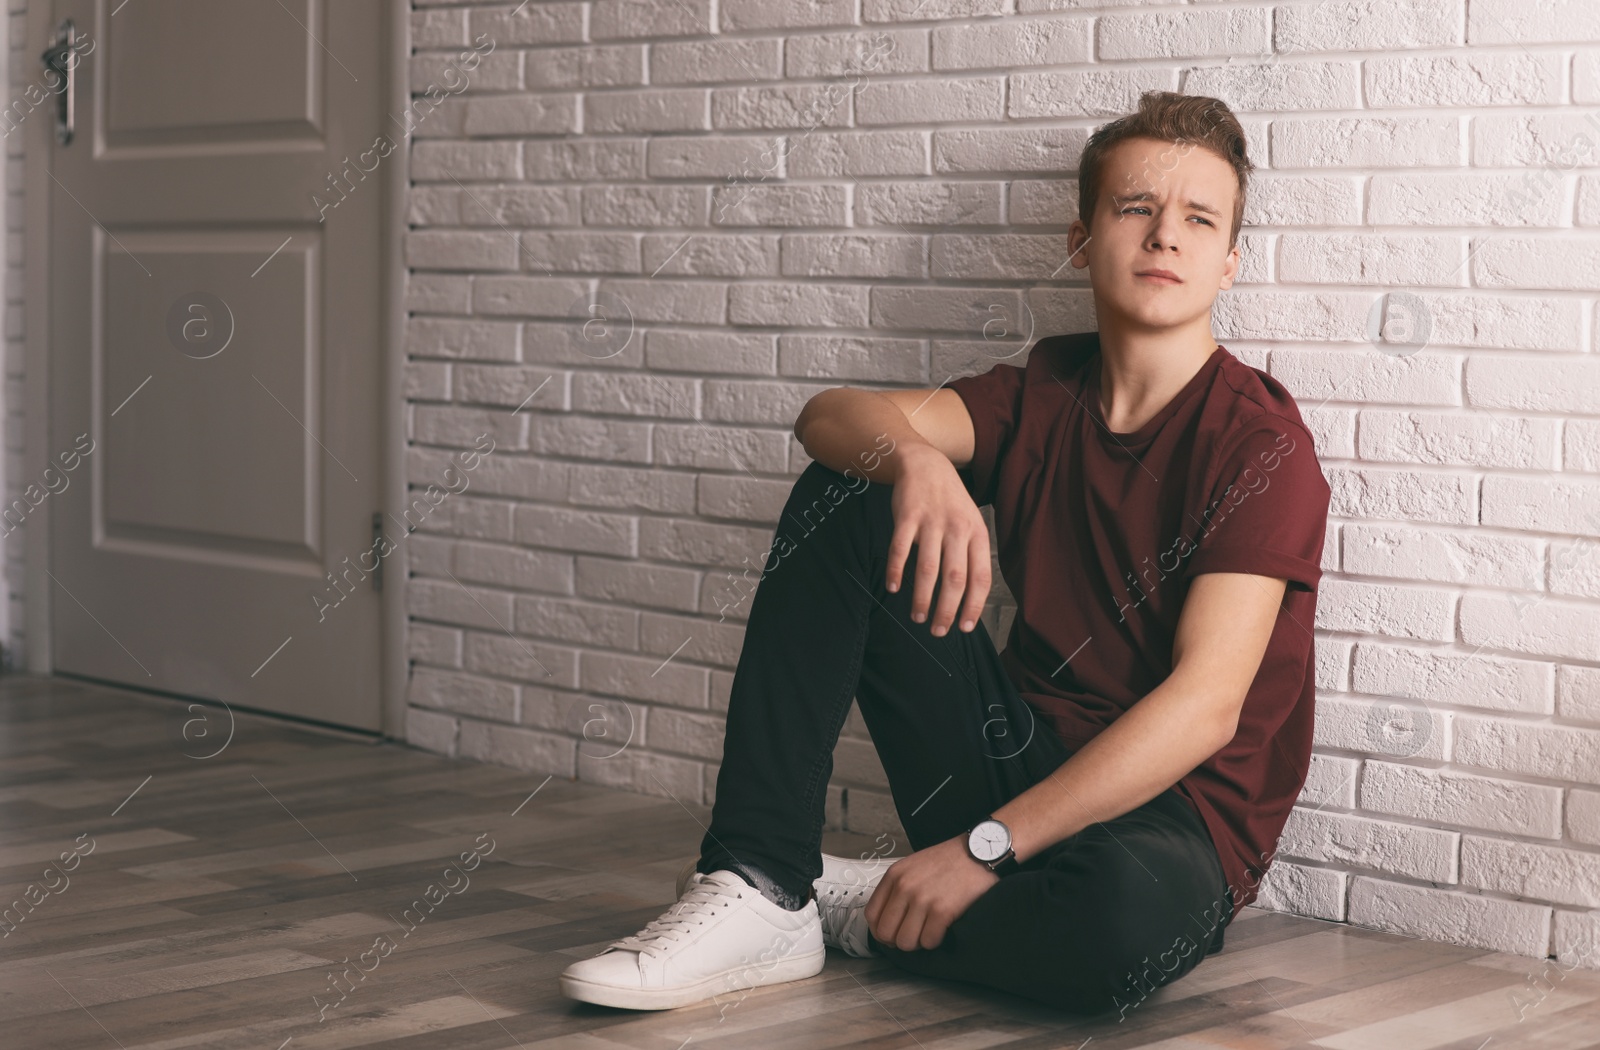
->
[1112,189,1223,217]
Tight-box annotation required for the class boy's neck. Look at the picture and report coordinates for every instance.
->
[1093,327,1221,434]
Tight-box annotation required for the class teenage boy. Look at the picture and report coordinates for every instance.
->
[560,90,1331,1016]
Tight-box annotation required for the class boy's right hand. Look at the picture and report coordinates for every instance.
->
[886,445,992,637]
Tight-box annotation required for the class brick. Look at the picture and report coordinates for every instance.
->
[571,373,701,419]
[515,505,638,556]
[464,632,579,689]
[639,518,775,569]
[646,708,726,760]
[464,95,576,136]
[1569,420,1600,473]
[1279,233,1465,286]
[1100,6,1270,60]
[405,273,470,314]
[529,415,651,464]
[458,189,581,228]
[1360,761,1562,839]
[1370,172,1568,228]
[409,667,516,721]
[1280,806,1459,882]
[412,405,527,450]
[654,424,789,473]
[1327,466,1476,525]
[577,557,702,612]
[642,233,781,277]
[1557,665,1600,724]
[472,276,589,317]
[576,747,703,804]
[1346,878,1550,958]
[455,365,568,411]
[1556,538,1600,601]
[933,18,1087,70]
[406,706,460,756]
[513,595,638,649]
[470,6,584,47]
[1269,348,1460,407]
[1466,355,1600,414]
[410,577,514,631]
[568,463,697,513]
[1463,836,1600,907]
[407,317,520,361]
[653,38,783,85]
[789,29,925,77]
[409,447,567,501]
[1343,523,1542,589]
[1281,0,1460,50]
[459,721,577,777]
[1316,580,1455,641]
[640,612,747,669]
[404,361,450,401]
[856,77,1005,125]
[453,541,574,594]
[1460,593,1600,663]
[696,474,795,522]
[409,623,463,668]
[581,651,709,708]
[1367,53,1561,108]
[647,330,777,375]
[1352,641,1552,715]
[711,85,855,132]
[1482,475,1600,535]
[411,141,522,181]
[726,282,867,327]
[1471,0,1600,45]
[1476,235,1600,292]
[1272,117,1461,169]
[786,129,928,178]
[1357,410,1557,470]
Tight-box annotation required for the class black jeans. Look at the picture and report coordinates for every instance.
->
[696,462,1233,1016]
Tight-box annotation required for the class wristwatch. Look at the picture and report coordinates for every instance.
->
[965,816,1019,877]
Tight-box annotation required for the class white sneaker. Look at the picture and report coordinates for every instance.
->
[672,853,898,957]
[560,869,825,1010]
[814,851,899,958]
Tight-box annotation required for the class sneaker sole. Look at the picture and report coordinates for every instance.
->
[559,944,826,1010]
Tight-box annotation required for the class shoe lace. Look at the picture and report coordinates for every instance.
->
[816,879,870,947]
[608,877,745,959]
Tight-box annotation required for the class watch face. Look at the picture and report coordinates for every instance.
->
[968,819,1010,862]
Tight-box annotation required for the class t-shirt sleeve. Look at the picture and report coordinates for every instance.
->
[946,362,1026,507]
[1182,419,1330,592]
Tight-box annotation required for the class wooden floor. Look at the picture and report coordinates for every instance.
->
[3,674,1599,1049]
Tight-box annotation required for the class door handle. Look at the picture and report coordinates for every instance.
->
[41,18,79,146]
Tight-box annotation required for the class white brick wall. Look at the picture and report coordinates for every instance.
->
[393,1,1600,969]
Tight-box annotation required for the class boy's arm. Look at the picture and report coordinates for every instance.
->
[864,570,1287,952]
[993,570,1287,864]
[793,387,990,637]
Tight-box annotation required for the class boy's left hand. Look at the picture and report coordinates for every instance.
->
[864,834,1000,951]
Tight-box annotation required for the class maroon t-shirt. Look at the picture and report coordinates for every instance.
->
[948,331,1330,925]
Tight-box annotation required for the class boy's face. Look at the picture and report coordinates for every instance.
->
[1067,136,1241,332]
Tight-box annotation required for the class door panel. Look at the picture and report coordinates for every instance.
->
[48,0,387,730]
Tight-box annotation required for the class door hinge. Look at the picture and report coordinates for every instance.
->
[371,512,384,593]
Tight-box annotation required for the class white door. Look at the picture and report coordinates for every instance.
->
[46,0,389,730]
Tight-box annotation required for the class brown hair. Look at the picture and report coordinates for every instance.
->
[1077,90,1253,249]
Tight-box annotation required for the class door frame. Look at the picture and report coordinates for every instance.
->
[22,1,412,739]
